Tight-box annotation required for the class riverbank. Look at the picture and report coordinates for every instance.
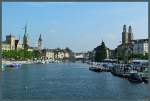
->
[2,59,72,65]
[2,60,34,65]
[88,62,149,84]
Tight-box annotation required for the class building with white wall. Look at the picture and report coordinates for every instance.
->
[42,48,73,61]
[132,39,148,55]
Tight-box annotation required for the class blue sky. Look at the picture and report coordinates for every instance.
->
[2,2,148,52]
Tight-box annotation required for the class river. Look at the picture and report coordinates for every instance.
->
[0,63,149,100]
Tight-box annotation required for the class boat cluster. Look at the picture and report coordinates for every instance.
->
[33,59,66,64]
[1,59,70,70]
[89,62,112,72]
[89,62,149,83]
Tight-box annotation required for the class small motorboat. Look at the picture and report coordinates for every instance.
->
[142,77,149,83]
[89,65,104,72]
[5,63,21,68]
[128,73,143,83]
[36,61,45,64]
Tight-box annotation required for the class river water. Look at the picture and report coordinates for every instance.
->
[0,63,149,100]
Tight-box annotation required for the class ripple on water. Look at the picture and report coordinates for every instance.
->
[1,63,149,99]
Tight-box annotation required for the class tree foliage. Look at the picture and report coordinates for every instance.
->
[129,53,148,60]
[2,50,42,60]
[94,41,107,62]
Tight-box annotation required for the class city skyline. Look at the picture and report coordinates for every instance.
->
[2,2,148,52]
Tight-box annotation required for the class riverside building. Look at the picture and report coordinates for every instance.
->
[132,39,148,55]
[116,25,148,63]
[42,48,74,61]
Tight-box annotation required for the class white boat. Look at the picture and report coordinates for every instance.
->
[36,60,46,64]
[129,70,138,74]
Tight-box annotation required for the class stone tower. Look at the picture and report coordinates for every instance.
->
[128,25,133,43]
[122,25,128,44]
[6,33,16,50]
[15,39,19,50]
[38,34,42,50]
[23,24,28,50]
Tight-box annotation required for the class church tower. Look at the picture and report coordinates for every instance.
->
[6,33,16,50]
[38,34,42,50]
[23,24,28,50]
[128,25,133,43]
[122,25,128,44]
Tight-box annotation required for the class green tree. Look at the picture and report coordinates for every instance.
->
[2,50,35,60]
[129,53,148,60]
[94,41,107,62]
[33,50,41,59]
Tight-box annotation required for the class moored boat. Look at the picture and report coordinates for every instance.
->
[142,77,149,83]
[5,63,21,68]
[89,66,102,72]
[138,72,149,84]
[128,73,143,83]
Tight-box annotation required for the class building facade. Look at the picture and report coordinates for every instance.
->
[2,42,10,51]
[6,34,16,50]
[132,39,148,55]
[74,53,85,62]
[2,34,22,51]
[42,49,55,60]
[42,48,73,61]
[109,49,116,59]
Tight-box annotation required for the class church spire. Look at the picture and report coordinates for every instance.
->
[128,25,132,33]
[38,34,42,41]
[123,24,126,32]
[128,25,133,43]
[122,24,128,44]
[23,24,28,50]
[38,34,42,50]
[25,24,27,35]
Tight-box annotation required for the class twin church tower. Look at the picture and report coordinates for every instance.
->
[122,25,133,44]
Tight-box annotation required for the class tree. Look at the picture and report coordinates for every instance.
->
[94,41,107,62]
[2,50,35,60]
[33,50,41,59]
[129,53,148,60]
